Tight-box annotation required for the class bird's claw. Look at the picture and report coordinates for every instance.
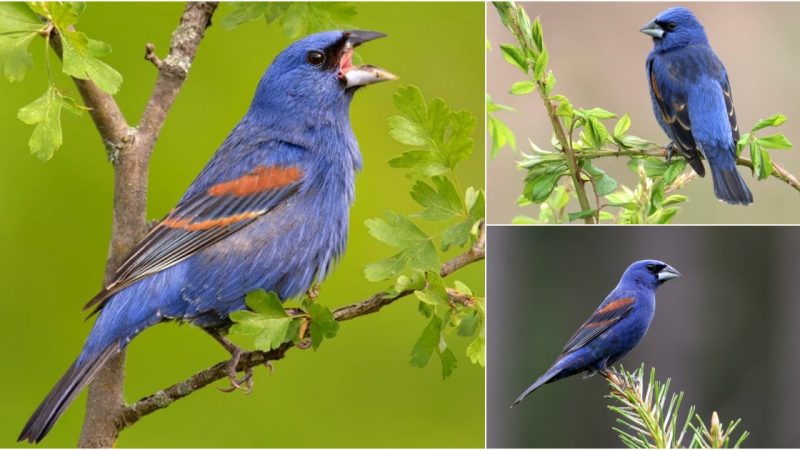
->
[296,337,312,350]
[665,141,678,164]
[217,346,255,394]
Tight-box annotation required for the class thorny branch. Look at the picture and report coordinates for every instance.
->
[119,223,486,430]
[47,2,218,447]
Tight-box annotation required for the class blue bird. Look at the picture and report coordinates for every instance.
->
[19,30,396,443]
[511,260,680,406]
[642,7,753,205]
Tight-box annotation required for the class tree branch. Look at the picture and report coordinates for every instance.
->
[119,222,486,430]
[44,2,218,447]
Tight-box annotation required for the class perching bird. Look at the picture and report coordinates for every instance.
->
[512,260,680,407]
[642,7,753,205]
[19,30,396,443]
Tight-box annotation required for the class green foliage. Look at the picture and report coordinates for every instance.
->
[230,289,339,351]
[492,2,795,223]
[608,365,749,449]
[0,2,120,160]
[487,94,516,157]
[369,85,485,378]
[222,2,357,38]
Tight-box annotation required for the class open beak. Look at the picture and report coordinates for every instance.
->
[657,265,681,282]
[338,30,398,89]
[640,20,665,39]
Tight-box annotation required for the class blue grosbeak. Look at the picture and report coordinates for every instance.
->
[512,260,680,406]
[19,30,396,443]
[642,7,752,205]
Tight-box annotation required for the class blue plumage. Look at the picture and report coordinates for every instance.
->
[19,30,395,443]
[511,260,680,406]
[642,7,753,205]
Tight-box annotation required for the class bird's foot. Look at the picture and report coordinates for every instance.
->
[665,142,678,164]
[295,317,312,350]
[206,329,256,394]
[218,349,254,394]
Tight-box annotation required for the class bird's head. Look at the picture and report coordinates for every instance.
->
[640,7,709,51]
[249,30,396,118]
[623,259,681,289]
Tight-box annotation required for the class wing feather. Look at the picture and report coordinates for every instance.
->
[560,297,635,355]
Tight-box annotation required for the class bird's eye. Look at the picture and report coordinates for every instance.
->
[646,264,657,272]
[306,50,325,67]
[666,22,677,30]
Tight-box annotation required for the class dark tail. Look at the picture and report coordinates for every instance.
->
[18,343,119,443]
[710,164,752,205]
[511,364,562,407]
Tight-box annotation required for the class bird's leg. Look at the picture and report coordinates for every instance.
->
[205,329,255,394]
[665,141,678,164]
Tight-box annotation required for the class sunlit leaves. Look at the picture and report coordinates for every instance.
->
[364,211,439,281]
[737,115,793,180]
[222,2,357,39]
[487,95,516,157]
[0,3,44,81]
[17,86,82,160]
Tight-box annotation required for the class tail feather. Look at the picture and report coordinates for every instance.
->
[511,365,562,407]
[18,343,119,443]
[710,165,752,205]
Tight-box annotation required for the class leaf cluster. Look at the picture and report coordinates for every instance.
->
[367,85,485,378]
[0,2,118,160]
[608,365,748,449]
[229,289,339,352]
[222,2,357,39]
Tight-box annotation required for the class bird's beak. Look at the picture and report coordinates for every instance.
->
[338,30,398,89]
[640,20,665,39]
[657,265,681,282]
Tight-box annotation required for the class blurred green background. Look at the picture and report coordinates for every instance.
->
[487,2,800,224]
[0,2,485,447]
[488,226,800,447]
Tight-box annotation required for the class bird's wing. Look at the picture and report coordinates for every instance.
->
[83,163,305,315]
[721,72,740,143]
[560,296,635,354]
[647,58,705,176]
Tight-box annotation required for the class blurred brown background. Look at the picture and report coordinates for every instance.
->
[487,2,800,224]
[487,226,800,447]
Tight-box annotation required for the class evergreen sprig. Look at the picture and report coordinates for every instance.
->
[607,365,749,449]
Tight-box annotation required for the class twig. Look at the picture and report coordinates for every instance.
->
[119,223,486,428]
[144,43,162,68]
[46,2,217,447]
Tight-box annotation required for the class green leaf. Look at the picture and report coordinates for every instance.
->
[531,15,543,51]
[663,159,687,185]
[411,177,463,220]
[278,3,357,39]
[0,3,43,82]
[222,2,270,29]
[583,116,610,148]
[582,161,617,196]
[523,162,568,203]
[509,80,535,95]
[511,215,536,224]
[533,47,548,81]
[488,115,517,157]
[229,290,294,351]
[543,70,555,96]
[394,270,426,293]
[466,335,485,367]
[613,113,631,138]
[751,114,787,132]
[441,189,484,252]
[17,86,82,161]
[457,309,480,337]
[756,134,792,150]
[438,346,458,379]
[628,157,668,177]
[583,107,616,119]
[410,315,441,368]
[364,211,439,281]
[499,43,527,72]
[308,302,339,350]
[415,272,448,306]
[568,209,596,222]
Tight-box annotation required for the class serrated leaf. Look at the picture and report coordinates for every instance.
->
[523,162,568,203]
[663,159,687,185]
[252,317,293,351]
[438,346,458,379]
[222,2,270,29]
[441,189,484,252]
[509,80,535,95]
[277,3,357,39]
[308,302,339,350]
[466,335,485,367]
[457,309,480,337]
[364,211,438,281]
[245,289,288,318]
[411,177,463,221]
[0,3,43,82]
[59,30,122,94]
[229,290,294,351]
[756,134,792,150]
[410,315,441,368]
[17,86,81,160]
[751,114,787,132]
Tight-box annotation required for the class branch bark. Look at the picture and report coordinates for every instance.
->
[47,2,217,447]
[119,222,486,430]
